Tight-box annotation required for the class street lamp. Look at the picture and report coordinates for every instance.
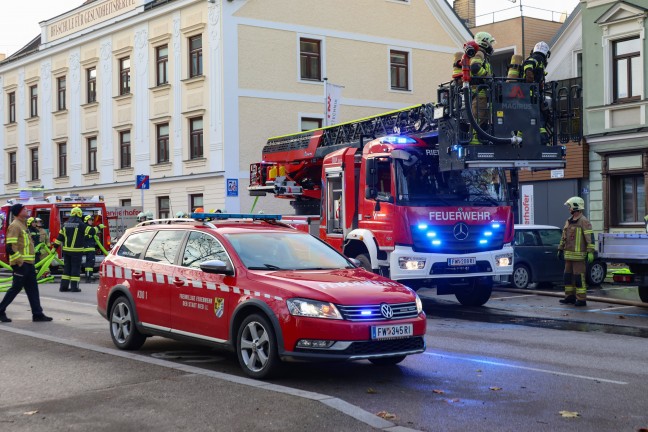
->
[508,0,525,58]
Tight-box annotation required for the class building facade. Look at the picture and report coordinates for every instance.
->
[0,0,471,217]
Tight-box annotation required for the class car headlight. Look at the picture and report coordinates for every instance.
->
[286,298,342,319]
[495,253,513,267]
[398,257,426,270]
[415,293,423,314]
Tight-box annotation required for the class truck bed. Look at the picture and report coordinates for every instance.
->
[598,233,648,263]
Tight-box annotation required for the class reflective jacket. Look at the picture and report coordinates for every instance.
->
[54,216,90,253]
[559,214,595,261]
[84,224,101,252]
[6,218,35,265]
[522,52,547,84]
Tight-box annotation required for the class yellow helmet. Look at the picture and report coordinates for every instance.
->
[564,196,585,212]
[71,207,83,217]
[474,31,496,55]
[27,217,35,226]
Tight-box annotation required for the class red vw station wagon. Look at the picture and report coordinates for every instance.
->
[97,213,427,378]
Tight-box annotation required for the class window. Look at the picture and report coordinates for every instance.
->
[157,123,169,163]
[88,137,97,173]
[120,131,131,168]
[158,196,170,219]
[189,35,203,77]
[156,45,168,85]
[8,152,17,183]
[8,92,15,123]
[390,50,409,90]
[58,143,67,177]
[189,117,203,159]
[614,174,645,224]
[57,77,66,110]
[120,199,132,206]
[117,231,155,258]
[576,52,582,78]
[119,57,131,95]
[613,37,641,102]
[182,231,230,269]
[144,230,184,264]
[30,85,38,117]
[30,148,39,180]
[190,194,203,212]
[301,117,322,131]
[87,67,97,103]
[300,38,321,81]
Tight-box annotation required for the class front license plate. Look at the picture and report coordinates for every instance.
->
[448,257,476,266]
[371,324,413,340]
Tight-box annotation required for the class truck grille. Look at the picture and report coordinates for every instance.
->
[411,224,505,254]
[337,302,419,321]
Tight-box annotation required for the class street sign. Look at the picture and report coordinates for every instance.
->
[227,178,238,197]
[136,174,150,190]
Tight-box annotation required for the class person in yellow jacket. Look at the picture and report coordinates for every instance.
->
[469,32,496,144]
[557,196,596,306]
[53,207,91,293]
[0,203,53,322]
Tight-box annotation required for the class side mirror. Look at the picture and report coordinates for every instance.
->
[200,259,234,275]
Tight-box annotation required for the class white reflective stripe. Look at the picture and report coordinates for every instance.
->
[244,289,250,295]
[220,285,229,293]
[264,294,271,299]
[206,282,217,291]
[145,272,153,282]
[233,287,240,294]
[254,291,260,297]
[115,267,123,278]
[155,273,165,283]
[274,296,282,301]
[191,280,202,288]
[124,268,132,279]
[106,265,114,278]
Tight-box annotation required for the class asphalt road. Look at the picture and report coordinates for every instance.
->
[0,281,646,432]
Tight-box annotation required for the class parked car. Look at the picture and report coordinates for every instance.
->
[97,213,426,379]
[510,224,607,290]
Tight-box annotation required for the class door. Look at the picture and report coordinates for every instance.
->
[537,228,564,282]
[171,230,235,342]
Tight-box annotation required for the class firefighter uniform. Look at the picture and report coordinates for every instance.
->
[469,32,496,144]
[54,207,90,292]
[558,197,595,306]
[83,215,104,282]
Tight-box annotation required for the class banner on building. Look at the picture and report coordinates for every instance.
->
[521,185,534,225]
[325,82,343,126]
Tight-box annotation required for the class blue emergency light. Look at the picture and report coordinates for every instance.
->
[191,212,282,221]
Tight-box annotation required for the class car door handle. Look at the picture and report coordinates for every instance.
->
[172,278,185,286]
[133,271,143,279]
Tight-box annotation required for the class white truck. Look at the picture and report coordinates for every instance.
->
[597,233,648,303]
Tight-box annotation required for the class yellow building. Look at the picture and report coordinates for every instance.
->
[1,0,470,216]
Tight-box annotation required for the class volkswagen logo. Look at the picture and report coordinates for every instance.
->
[453,222,469,241]
[380,303,394,319]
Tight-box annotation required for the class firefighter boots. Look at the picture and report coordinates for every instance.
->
[559,295,576,305]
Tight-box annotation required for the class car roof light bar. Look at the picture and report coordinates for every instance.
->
[191,212,283,221]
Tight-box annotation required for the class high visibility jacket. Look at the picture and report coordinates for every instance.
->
[470,51,493,96]
[559,214,595,261]
[84,224,101,252]
[6,218,35,265]
[54,216,90,253]
[522,52,547,84]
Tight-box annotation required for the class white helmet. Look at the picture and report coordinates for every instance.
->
[564,196,585,212]
[137,211,154,222]
[533,41,551,59]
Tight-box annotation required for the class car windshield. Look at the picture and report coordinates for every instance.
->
[224,231,355,271]
[392,148,508,206]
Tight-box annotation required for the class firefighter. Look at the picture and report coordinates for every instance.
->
[136,210,154,223]
[53,207,90,292]
[27,217,43,262]
[523,41,550,84]
[557,197,596,307]
[82,214,102,283]
[469,32,496,144]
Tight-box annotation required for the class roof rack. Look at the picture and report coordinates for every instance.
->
[137,218,197,227]
[190,212,283,221]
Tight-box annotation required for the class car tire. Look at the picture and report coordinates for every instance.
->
[110,297,146,350]
[369,355,407,366]
[586,260,606,287]
[355,253,373,273]
[638,286,648,303]
[510,264,531,289]
[455,279,492,307]
[237,314,281,379]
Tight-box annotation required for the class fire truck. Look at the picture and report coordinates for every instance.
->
[248,50,581,307]
[0,193,112,272]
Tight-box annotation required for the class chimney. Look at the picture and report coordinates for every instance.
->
[454,0,476,28]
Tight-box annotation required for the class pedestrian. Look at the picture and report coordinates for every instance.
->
[53,207,89,292]
[557,196,596,307]
[0,203,53,322]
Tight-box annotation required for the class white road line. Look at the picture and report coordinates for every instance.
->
[588,306,634,312]
[493,294,536,300]
[424,352,628,385]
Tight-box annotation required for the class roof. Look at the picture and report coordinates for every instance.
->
[550,3,582,48]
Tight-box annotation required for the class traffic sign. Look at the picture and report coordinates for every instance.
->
[136,174,150,190]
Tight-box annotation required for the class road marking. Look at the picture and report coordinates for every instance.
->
[587,306,634,312]
[494,294,536,300]
[424,352,628,385]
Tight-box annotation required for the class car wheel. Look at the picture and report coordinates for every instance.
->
[455,279,492,307]
[510,264,531,289]
[638,286,648,303]
[110,297,146,350]
[586,260,606,287]
[237,314,281,379]
[355,253,373,273]
[369,355,407,366]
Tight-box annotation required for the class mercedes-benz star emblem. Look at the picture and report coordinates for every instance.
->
[453,222,469,241]
[380,304,394,319]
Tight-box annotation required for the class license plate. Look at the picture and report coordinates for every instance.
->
[448,257,476,266]
[371,324,413,340]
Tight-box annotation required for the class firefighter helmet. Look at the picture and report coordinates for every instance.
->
[27,217,35,226]
[136,211,154,222]
[474,32,496,55]
[564,196,585,212]
[83,214,91,222]
[71,207,83,218]
[532,41,551,59]
[194,207,204,213]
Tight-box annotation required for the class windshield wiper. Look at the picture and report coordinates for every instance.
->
[469,194,501,206]
[247,263,282,270]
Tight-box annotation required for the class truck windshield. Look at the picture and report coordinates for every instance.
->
[393,149,508,206]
